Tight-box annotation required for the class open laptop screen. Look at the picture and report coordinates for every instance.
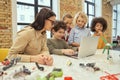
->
[64,36,99,59]
[78,36,99,58]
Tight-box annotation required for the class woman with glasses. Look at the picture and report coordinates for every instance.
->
[7,8,56,66]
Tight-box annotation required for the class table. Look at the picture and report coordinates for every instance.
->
[0,49,120,80]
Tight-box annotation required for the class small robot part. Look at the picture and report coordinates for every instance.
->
[2,59,10,66]
[100,72,120,80]
[0,71,4,76]
[67,60,72,66]
[2,57,21,71]
[36,68,63,80]
[79,63,100,72]
[35,62,44,71]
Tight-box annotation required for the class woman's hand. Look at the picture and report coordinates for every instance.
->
[31,54,53,66]
[43,55,53,66]
[62,49,75,55]
[31,54,46,65]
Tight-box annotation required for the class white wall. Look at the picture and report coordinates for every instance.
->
[12,0,17,41]
[52,0,60,20]
[95,0,102,17]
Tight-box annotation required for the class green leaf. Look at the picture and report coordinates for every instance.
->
[101,36,108,44]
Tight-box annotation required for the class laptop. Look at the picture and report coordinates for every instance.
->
[65,36,99,59]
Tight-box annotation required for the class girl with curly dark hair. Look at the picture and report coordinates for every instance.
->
[90,17,107,49]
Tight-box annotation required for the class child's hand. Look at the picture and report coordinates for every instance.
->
[71,42,80,47]
[98,30,103,36]
[98,31,103,35]
[62,49,75,55]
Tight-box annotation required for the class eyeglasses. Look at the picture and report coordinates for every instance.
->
[47,19,55,25]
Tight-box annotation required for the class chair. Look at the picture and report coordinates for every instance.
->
[0,48,9,62]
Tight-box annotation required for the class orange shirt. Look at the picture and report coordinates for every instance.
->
[93,34,106,49]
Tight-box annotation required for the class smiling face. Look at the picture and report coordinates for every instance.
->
[76,16,86,28]
[53,28,65,40]
[44,16,56,31]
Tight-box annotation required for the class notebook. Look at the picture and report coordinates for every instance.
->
[64,36,99,59]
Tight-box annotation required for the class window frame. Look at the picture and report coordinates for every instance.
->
[112,5,118,38]
[84,0,95,28]
[17,0,52,30]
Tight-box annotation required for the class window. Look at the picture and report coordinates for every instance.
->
[84,0,95,28]
[112,5,117,38]
[20,15,25,21]
[17,0,52,31]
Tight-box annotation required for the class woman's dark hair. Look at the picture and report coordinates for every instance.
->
[90,17,107,32]
[52,21,67,32]
[30,8,56,30]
